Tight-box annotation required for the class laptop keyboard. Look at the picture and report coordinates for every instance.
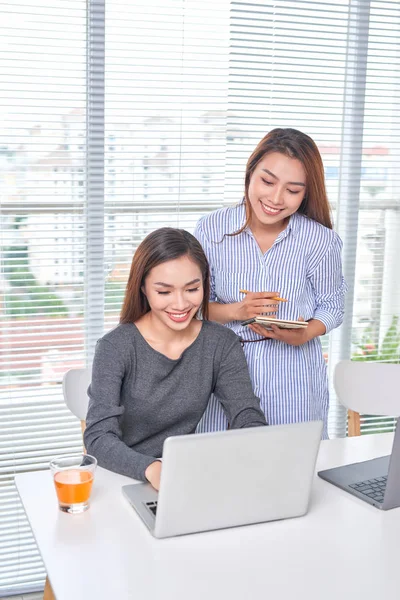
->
[349,476,387,503]
[146,501,158,516]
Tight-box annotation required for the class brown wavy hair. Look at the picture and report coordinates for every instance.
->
[120,227,210,324]
[236,127,332,234]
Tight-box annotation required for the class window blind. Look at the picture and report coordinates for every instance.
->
[225,0,400,436]
[349,0,400,434]
[103,0,230,328]
[225,1,352,437]
[0,1,87,594]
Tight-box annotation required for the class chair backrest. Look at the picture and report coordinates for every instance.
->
[62,368,92,427]
[334,360,400,417]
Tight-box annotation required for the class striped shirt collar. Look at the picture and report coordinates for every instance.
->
[230,201,301,239]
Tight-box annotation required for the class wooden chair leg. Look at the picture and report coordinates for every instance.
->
[43,576,56,600]
[348,410,361,437]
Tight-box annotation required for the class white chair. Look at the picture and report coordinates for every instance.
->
[334,360,400,436]
[62,367,92,436]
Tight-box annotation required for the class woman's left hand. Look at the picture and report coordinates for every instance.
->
[249,317,310,347]
[145,460,162,490]
[249,317,327,346]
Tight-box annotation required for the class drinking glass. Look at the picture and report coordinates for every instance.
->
[49,454,97,514]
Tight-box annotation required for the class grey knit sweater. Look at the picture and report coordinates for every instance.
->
[84,320,266,481]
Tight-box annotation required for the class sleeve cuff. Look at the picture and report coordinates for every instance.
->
[312,310,341,335]
[136,455,161,482]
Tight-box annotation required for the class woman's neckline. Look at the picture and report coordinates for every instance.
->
[130,320,205,362]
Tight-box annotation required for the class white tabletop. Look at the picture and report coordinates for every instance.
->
[16,433,400,600]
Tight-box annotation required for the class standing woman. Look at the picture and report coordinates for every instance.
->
[195,128,347,438]
[84,228,266,490]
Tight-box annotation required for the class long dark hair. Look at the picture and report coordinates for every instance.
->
[236,127,332,234]
[120,228,210,324]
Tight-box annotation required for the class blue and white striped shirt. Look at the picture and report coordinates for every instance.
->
[194,202,347,438]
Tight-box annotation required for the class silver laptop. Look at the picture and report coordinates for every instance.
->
[318,418,400,510]
[122,420,323,538]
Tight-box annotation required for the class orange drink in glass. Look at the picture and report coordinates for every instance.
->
[50,454,97,514]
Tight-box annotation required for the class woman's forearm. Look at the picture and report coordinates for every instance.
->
[208,301,241,324]
[305,318,326,342]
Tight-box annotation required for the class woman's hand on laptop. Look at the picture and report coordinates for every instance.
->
[145,460,162,491]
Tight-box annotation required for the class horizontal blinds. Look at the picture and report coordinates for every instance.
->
[227,0,351,203]
[103,0,230,323]
[228,0,351,434]
[0,391,83,591]
[355,0,400,346]
[226,0,400,436]
[352,0,400,434]
[0,0,86,594]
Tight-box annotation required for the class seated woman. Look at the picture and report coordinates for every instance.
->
[84,228,266,490]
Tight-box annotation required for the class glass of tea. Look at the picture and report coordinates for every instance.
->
[50,454,97,514]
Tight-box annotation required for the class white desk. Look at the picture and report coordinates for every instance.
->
[16,434,400,600]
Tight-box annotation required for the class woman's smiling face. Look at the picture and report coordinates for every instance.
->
[142,254,204,332]
[247,151,307,231]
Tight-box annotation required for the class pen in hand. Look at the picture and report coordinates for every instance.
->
[239,289,288,302]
